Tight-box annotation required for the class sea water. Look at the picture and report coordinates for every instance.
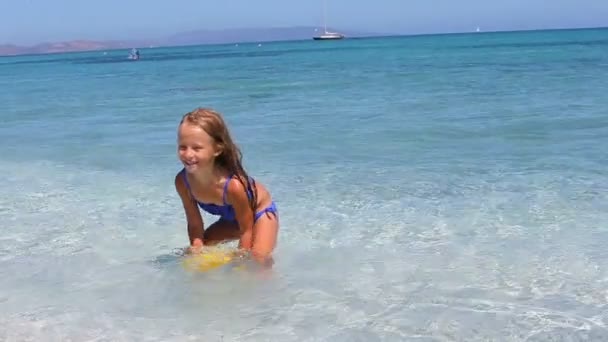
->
[1,28,607,341]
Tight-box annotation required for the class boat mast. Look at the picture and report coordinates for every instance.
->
[324,0,327,33]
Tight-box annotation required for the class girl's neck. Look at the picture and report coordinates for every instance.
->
[190,166,227,188]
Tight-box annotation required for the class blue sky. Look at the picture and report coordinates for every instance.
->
[1,0,607,45]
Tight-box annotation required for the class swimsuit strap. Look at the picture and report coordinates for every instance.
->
[181,169,193,196]
[222,174,234,205]
[222,174,257,203]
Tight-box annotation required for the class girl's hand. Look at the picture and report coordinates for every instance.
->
[187,239,204,254]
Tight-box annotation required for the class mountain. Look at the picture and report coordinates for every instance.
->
[0,40,146,56]
[0,26,385,56]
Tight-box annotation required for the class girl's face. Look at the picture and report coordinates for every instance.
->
[177,122,222,174]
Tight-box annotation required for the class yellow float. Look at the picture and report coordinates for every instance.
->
[181,248,236,272]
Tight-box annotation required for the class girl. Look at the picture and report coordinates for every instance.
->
[174,108,279,264]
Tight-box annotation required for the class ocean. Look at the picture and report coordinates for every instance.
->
[1,28,607,341]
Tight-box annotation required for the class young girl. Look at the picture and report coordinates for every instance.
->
[174,108,279,265]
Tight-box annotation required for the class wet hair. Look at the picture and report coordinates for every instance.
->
[179,107,257,214]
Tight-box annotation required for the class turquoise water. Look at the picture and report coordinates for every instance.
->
[1,28,608,340]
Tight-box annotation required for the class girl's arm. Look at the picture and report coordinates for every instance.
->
[225,178,255,250]
[174,172,204,250]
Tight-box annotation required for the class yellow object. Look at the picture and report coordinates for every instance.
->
[181,249,234,272]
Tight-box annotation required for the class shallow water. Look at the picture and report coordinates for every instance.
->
[1,28,608,340]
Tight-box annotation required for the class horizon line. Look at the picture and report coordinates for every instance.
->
[1,25,606,58]
[3,24,607,47]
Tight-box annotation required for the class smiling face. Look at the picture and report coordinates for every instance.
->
[177,122,222,174]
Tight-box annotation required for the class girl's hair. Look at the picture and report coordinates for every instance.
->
[179,108,257,214]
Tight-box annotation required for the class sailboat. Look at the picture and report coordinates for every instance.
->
[313,0,344,40]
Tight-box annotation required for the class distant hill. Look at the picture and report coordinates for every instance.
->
[0,26,385,56]
[0,40,146,56]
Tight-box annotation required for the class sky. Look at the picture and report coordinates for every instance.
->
[1,0,607,45]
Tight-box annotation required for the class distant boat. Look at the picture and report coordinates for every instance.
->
[127,48,140,60]
[313,31,345,40]
[313,0,344,40]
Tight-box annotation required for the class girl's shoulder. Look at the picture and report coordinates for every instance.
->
[224,173,256,200]
[174,169,187,189]
[225,173,253,192]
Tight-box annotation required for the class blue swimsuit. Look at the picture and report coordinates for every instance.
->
[181,169,278,223]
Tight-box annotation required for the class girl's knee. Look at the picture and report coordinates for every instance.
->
[250,250,275,268]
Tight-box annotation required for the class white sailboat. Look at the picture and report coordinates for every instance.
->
[313,0,344,40]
